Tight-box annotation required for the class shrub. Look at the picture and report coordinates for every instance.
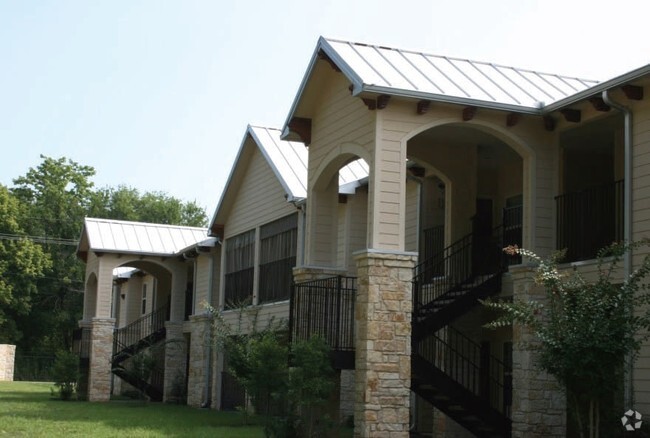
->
[51,350,80,401]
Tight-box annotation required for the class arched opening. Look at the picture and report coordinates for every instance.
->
[83,273,98,321]
[405,121,528,434]
[407,123,527,259]
[308,153,369,273]
[113,260,173,328]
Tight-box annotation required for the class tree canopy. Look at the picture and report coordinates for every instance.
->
[1,155,209,353]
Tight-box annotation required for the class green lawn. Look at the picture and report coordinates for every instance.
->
[0,381,264,437]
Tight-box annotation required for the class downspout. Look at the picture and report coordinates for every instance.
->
[202,240,219,408]
[602,89,633,408]
[289,198,307,266]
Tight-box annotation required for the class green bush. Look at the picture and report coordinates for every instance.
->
[51,350,80,401]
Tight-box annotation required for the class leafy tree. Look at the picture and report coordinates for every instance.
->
[11,156,94,353]
[90,185,207,227]
[4,155,208,355]
[483,243,650,438]
[0,185,52,343]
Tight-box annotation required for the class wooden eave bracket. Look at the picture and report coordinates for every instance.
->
[506,113,519,127]
[362,98,377,110]
[288,117,312,146]
[361,95,390,110]
[211,224,224,240]
[589,97,611,112]
[462,106,476,121]
[417,100,431,115]
[318,50,341,72]
[560,108,581,123]
[543,115,556,131]
[376,95,390,109]
[622,85,644,101]
[408,166,426,177]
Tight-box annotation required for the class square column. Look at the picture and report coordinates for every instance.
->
[163,321,187,403]
[354,250,416,438]
[510,266,566,437]
[88,317,115,402]
[187,314,212,407]
[0,344,16,381]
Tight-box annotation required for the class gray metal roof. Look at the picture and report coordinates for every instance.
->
[250,125,369,197]
[282,37,606,136]
[323,38,599,110]
[250,125,308,200]
[81,217,209,256]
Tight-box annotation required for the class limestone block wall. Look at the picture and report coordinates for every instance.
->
[163,322,187,403]
[88,318,115,402]
[510,265,566,437]
[0,344,16,381]
[354,250,416,438]
[187,314,212,407]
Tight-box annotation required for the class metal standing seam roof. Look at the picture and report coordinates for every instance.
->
[249,125,308,200]
[249,125,369,196]
[82,217,209,256]
[323,37,600,111]
[282,37,603,136]
[210,124,371,232]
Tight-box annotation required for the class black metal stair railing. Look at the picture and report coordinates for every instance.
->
[289,276,356,369]
[112,302,169,362]
[413,225,507,317]
[414,326,512,416]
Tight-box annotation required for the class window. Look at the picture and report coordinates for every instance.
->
[224,230,255,308]
[258,214,298,303]
[141,283,147,315]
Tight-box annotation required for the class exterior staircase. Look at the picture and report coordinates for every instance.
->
[411,224,516,437]
[289,208,522,437]
[111,303,169,401]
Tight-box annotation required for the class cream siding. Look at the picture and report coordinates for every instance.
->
[306,71,375,265]
[405,178,419,253]
[194,254,211,314]
[630,87,650,413]
[223,143,297,239]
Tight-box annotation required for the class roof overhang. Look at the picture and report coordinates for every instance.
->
[282,37,650,140]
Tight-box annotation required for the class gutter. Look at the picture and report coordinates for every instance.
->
[602,89,633,408]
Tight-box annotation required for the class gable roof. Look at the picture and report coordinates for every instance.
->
[77,217,209,258]
[209,124,370,236]
[209,125,307,235]
[282,37,613,137]
[250,125,308,200]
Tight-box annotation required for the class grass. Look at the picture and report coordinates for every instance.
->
[0,381,264,437]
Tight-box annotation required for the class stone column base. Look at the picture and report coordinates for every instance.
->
[354,250,416,438]
[163,322,187,403]
[0,344,16,381]
[187,314,212,407]
[88,318,115,402]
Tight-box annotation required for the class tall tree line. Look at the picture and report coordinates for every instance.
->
[0,155,208,354]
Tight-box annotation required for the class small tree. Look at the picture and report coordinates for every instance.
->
[51,350,80,400]
[483,242,650,438]
[207,303,335,437]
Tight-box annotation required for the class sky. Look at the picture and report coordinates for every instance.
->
[1,0,650,218]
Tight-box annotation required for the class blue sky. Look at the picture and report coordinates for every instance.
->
[2,0,649,216]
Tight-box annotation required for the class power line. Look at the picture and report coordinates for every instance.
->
[0,233,78,246]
